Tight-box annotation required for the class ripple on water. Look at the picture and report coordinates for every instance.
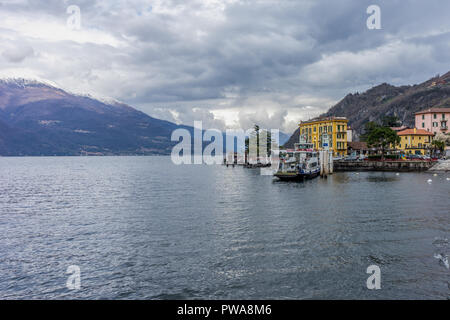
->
[0,157,449,299]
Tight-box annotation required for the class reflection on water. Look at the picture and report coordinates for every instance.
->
[365,174,400,183]
[0,157,449,299]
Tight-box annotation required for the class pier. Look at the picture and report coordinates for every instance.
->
[334,160,436,172]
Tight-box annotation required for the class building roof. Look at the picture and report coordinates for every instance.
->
[397,128,434,136]
[300,116,348,125]
[415,107,450,115]
[347,142,369,150]
[390,126,408,132]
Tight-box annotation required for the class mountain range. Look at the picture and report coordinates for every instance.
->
[0,79,291,156]
[3,72,448,156]
[284,71,450,148]
[0,79,192,156]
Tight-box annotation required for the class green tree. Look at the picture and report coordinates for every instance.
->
[360,121,379,142]
[434,132,450,146]
[361,116,402,142]
[366,126,400,160]
[381,115,401,127]
[431,139,445,157]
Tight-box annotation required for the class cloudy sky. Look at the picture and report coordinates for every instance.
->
[1,0,449,132]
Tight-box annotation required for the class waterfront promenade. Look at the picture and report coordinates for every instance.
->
[334,160,437,172]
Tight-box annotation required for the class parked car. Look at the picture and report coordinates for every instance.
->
[407,154,424,160]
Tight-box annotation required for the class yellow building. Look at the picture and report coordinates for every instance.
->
[396,128,434,155]
[299,117,349,156]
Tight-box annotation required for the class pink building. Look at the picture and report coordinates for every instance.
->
[415,107,450,134]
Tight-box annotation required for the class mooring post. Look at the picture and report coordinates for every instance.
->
[324,150,329,177]
[329,151,333,174]
[320,150,328,177]
[319,151,323,177]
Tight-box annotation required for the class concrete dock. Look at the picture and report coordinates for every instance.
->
[334,160,436,172]
[428,160,450,172]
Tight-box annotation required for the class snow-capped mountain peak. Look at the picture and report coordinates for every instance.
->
[0,77,125,107]
[0,77,62,90]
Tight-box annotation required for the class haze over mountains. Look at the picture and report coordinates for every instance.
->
[0,78,290,156]
[284,72,450,148]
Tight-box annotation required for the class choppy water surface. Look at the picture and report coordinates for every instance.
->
[0,157,449,299]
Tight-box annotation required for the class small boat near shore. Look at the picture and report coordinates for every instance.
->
[274,143,320,181]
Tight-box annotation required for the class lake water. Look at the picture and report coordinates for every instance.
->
[0,156,449,299]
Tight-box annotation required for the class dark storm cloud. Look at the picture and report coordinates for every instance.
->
[1,0,449,131]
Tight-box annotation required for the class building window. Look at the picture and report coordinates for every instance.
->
[422,115,425,120]
[329,126,332,132]
[434,114,437,119]
[422,123,425,128]
[443,114,446,119]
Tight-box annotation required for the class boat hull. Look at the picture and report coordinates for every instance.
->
[274,170,320,181]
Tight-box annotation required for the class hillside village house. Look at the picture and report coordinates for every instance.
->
[299,117,348,156]
[415,107,450,134]
[390,126,408,132]
[396,128,434,155]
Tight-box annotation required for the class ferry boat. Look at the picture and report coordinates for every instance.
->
[274,143,320,181]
